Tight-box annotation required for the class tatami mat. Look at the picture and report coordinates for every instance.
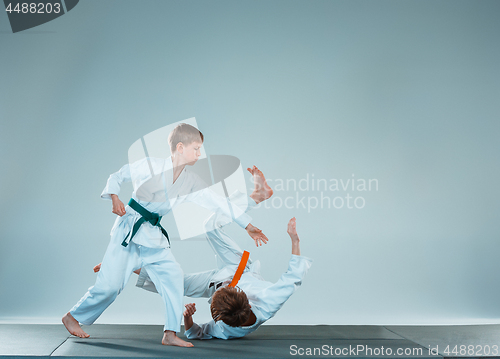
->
[2,324,500,358]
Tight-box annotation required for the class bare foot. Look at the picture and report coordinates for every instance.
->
[162,331,194,347]
[62,312,89,338]
[247,165,273,204]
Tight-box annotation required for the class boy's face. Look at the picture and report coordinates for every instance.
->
[181,141,203,165]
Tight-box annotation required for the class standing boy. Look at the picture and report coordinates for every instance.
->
[62,123,271,347]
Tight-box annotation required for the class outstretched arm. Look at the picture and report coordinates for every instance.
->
[183,165,273,247]
[185,187,269,246]
[288,217,300,256]
[255,218,311,320]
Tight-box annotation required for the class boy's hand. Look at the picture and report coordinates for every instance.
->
[183,303,196,331]
[111,194,126,216]
[184,303,196,317]
[246,223,269,247]
[287,217,301,256]
[93,263,102,273]
[287,217,299,240]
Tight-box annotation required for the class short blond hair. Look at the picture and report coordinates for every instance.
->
[168,123,204,153]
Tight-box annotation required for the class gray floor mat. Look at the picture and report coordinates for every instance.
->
[3,324,500,358]
[0,324,70,356]
[386,324,500,357]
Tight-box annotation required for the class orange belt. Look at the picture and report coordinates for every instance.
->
[228,251,250,287]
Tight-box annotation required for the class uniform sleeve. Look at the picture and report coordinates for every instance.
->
[183,186,252,230]
[101,158,163,201]
[101,163,133,200]
[256,255,312,320]
[185,320,227,340]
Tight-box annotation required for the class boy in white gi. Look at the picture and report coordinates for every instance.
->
[62,124,271,347]
[131,186,312,340]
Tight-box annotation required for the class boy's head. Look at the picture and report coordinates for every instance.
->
[168,123,204,154]
[210,286,252,327]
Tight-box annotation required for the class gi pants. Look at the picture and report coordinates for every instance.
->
[70,228,183,332]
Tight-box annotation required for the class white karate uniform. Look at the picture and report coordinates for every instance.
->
[70,157,252,332]
[136,190,312,339]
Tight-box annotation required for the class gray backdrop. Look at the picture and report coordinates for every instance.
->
[1,0,499,326]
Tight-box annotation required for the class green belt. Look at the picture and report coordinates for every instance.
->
[122,198,170,247]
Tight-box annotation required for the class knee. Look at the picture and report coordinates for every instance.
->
[204,214,230,233]
[93,278,123,298]
[203,214,217,232]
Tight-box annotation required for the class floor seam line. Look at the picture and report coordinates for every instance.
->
[383,326,445,358]
[49,336,70,357]
[383,326,407,340]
